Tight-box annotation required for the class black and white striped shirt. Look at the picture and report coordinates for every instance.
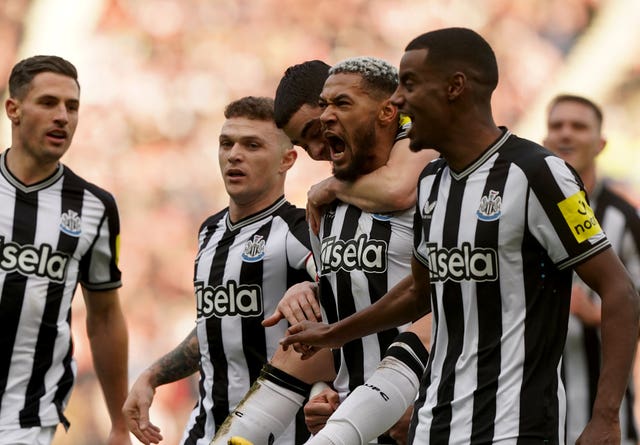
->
[0,149,122,430]
[409,130,610,445]
[317,202,414,403]
[563,181,640,445]
[181,197,312,445]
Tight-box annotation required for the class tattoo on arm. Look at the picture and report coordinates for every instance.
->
[152,328,200,386]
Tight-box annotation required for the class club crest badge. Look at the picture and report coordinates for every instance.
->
[242,235,265,262]
[60,209,82,237]
[477,190,502,221]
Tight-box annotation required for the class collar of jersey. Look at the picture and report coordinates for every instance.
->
[225,195,288,231]
[449,128,511,181]
[1,149,64,193]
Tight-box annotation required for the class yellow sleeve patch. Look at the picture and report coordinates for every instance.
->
[115,234,120,265]
[557,191,602,243]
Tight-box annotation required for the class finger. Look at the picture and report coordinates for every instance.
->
[310,212,320,236]
[286,305,307,325]
[303,296,322,321]
[301,346,320,360]
[262,310,283,327]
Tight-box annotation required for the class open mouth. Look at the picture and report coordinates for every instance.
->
[226,168,246,179]
[325,133,346,160]
[47,129,67,142]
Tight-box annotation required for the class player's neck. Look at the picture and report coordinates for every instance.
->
[5,147,59,185]
[228,190,283,224]
[579,166,597,195]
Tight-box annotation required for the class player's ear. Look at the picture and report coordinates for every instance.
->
[447,72,466,101]
[378,99,398,126]
[5,98,20,125]
[279,146,298,173]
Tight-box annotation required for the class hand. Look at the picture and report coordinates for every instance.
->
[122,373,163,445]
[262,281,321,327]
[106,427,133,445]
[306,177,337,235]
[387,405,413,445]
[304,386,340,434]
[570,283,601,326]
[576,411,621,444]
[281,321,341,359]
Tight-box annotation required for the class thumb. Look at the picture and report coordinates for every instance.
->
[262,310,283,327]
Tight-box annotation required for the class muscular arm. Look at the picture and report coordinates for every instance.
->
[283,257,430,354]
[83,287,131,444]
[306,142,437,233]
[146,327,200,387]
[574,248,640,444]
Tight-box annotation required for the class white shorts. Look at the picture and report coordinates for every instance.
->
[0,426,56,445]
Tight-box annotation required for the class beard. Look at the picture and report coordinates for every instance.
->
[333,125,377,182]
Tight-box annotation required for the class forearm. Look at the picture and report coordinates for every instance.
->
[327,272,428,347]
[87,305,129,431]
[145,327,201,388]
[332,175,416,214]
[593,281,639,417]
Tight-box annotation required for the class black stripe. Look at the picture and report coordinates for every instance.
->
[20,176,82,427]
[261,364,311,396]
[408,169,442,444]
[599,186,640,263]
[186,220,236,441]
[53,309,73,430]
[429,176,466,445]
[239,222,271,385]
[0,189,38,406]
[319,207,341,376]
[336,206,365,393]
[209,228,236,430]
[469,156,508,444]
[369,217,399,360]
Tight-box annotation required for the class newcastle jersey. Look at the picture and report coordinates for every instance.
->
[0,150,121,430]
[564,181,640,445]
[181,197,312,445]
[410,130,610,445]
[317,202,414,404]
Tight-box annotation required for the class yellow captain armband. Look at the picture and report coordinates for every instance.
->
[228,437,253,445]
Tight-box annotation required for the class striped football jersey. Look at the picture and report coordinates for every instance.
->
[0,150,121,430]
[181,197,312,445]
[409,130,610,445]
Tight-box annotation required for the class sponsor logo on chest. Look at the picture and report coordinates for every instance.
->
[320,234,387,274]
[0,236,70,282]
[425,241,498,282]
[195,280,263,318]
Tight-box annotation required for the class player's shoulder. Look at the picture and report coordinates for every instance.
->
[199,208,227,234]
[599,182,640,220]
[62,164,118,208]
[273,200,306,222]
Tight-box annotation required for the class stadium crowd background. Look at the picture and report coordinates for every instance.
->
[0,0,639,443]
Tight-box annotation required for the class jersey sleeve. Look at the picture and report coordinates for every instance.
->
[79,190,122,290]
[285,210,314,277]
[526,155,610,270]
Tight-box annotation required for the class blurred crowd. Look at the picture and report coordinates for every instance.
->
[0,0,639,443]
